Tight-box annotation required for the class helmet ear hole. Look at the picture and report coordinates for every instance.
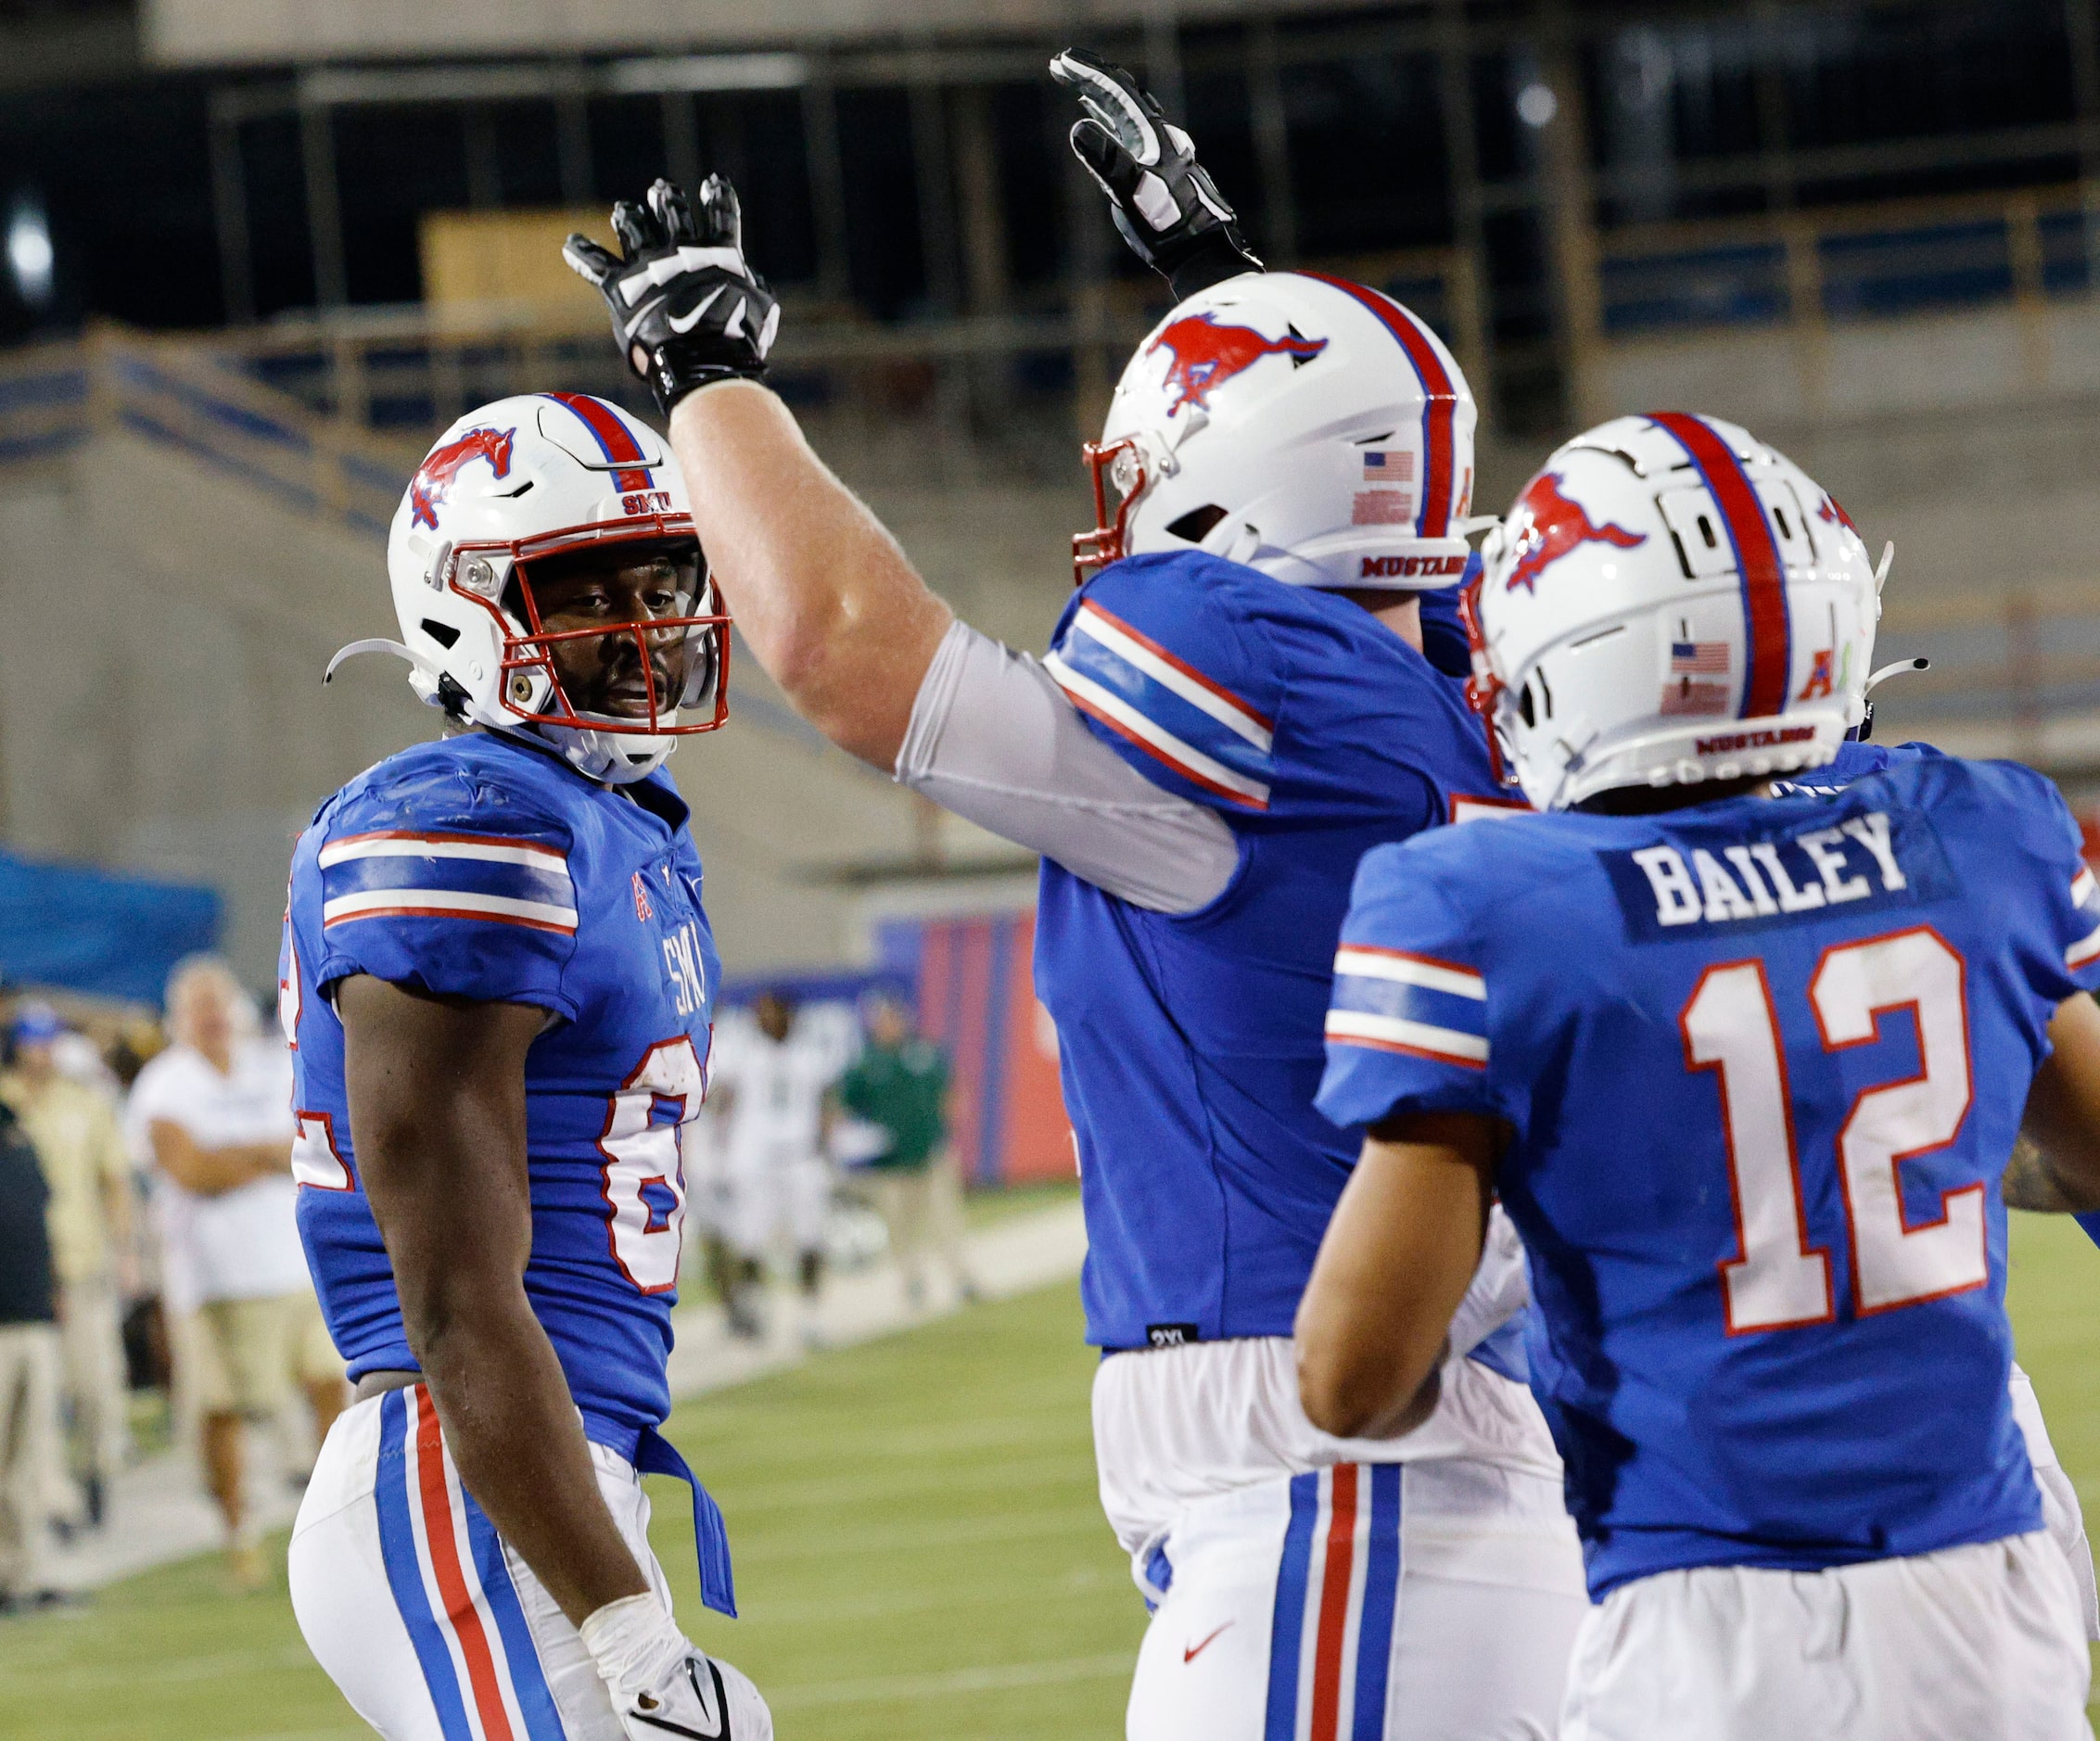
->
[1518,681,1536,730]
[420,618,461,650]
[1166,504,1229,543]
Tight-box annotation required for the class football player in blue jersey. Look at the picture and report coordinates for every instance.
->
[281,394,771,1739]
[564,55,1585,1740]
[1298,412,2100,1736]
[1775,741,2100,1638]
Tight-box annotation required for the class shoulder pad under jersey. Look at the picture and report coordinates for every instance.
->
[299,737,583,1017]
[1043,550,1457,829]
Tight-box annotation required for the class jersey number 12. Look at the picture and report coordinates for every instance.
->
[1682,925,1983,1334]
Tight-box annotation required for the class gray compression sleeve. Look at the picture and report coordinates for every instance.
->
[895,620,1240,914]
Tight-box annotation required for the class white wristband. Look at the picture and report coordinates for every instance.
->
[578,1591,692,1704]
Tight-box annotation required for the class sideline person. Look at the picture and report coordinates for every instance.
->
[128,957,342,1590]
[710,992,835,1343]
[0,1096,64,1611]
[2,1002,133,1528]
[838,991,976,1311]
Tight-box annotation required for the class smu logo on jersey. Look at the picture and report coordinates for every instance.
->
[1605,805,1955,941]
[410,426,515,529]
[1148,313,1328,416]
[662,921,706,1016]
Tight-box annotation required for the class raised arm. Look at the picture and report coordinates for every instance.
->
[2006,992,2100,1214]
[566,176,1240,913]
[666,381,949,768]
[566,177,947,769]
[336,975,650,1624]
[563,54,1255,780]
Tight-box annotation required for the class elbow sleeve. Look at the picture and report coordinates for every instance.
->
[895,620,1240,914]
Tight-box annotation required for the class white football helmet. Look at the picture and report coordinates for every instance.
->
[1470,412,1883,811]
[334,392,730,785]
[1075,271,1483,591]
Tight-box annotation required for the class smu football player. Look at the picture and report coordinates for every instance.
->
[1302,413,2100,1737]
[282,396,770,1739]
[564,52,1585,1741]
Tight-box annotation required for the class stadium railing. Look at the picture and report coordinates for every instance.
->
[0,322,417,539]
[3,211,2099,779]
[100,243,1477,480]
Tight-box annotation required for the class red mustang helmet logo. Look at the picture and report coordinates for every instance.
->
[1147,313,1328,416]
[410,426,515,530]
[1505,471,1647,595]
[1814,491,1858,535]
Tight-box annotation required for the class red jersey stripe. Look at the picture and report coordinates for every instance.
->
[323,830,568,858]
[321,904,578,936]
[1324,1029,1489,1070]
[1056,684,1272,811]
[1330,944,1482,981]
[1078,599,1275,731]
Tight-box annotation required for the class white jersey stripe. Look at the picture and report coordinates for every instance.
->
[1326,1008,1490,1065]
[319,834,570,877]
[2068,921,2100,970]
[1333,947,1485,1000]
[2074,868,2095,908]
[1071,602,1275,752]
[1450,795,1529,824]
[1045,654,1272,807]
[323,889,579,931]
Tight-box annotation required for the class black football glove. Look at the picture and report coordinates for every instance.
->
[1050,47,1262,301]
[565,176,781,419]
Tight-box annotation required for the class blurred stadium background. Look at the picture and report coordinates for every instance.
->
[0,0,2097,1732]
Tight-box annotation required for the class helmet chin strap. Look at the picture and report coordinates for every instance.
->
[1865,655,1929,693]
[324,638,448,687]
[535,720,676,786]
[328,639,673,783]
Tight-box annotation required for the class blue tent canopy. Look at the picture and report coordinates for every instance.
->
[0,850,221,1007]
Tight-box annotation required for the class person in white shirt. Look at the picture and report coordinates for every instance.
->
[127,957,344,1589]
[708,992,836,1341]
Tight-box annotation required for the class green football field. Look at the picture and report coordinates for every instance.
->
[1,1215,2094,1740]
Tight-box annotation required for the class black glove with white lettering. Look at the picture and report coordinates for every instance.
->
[1050,47,1262,300]
[565,176,781,419]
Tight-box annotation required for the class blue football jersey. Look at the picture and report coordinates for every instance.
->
[1823,743,2100,1257]
[282,731,719,1450]
[1035,549,1506,1350]
[1317,755,2100,1595]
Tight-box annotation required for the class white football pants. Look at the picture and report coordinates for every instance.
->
[1559,1531,2093,1741]
[1127,1464,1587,1741]
[721,1150,830,1259]
[288,1384,677,1741]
